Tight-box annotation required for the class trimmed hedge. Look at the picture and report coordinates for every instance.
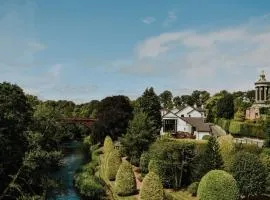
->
[106,149,122,181]
[197,170,239,200]
[115,160,137,196]
[229,120,264,138]
[103,136,114,154]
[139,172,164,200]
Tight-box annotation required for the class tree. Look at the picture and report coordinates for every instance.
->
[173,96,183,108]
[197,170,239,200]
[216,93,234,119]
[120,111,156,165]
[0,82,33,194]
[159,90,173,109]
[180,95,194,106]
[230,151,266,198]
[202,136,223,174]
[92,95,133,142]
[137,87,161,133]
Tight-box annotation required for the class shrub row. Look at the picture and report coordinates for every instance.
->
[216,118,265,138]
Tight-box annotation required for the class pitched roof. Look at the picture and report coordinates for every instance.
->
[180,117,211,132]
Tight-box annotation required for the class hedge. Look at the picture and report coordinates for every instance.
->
[140,152,150,176]
[218,135,235,170]
[229,120,264,138]
[187,182,199,196]
[103,136,114,154]
[197,170,239,200]
[106,149,122,181]
[114,160,137,196]
[139,172,164,200]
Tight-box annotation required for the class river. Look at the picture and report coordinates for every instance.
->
[48,141,86,200]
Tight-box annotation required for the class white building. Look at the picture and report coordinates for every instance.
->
[160,105,212,140]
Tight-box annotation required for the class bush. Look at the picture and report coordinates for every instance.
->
[235,143,261,154]
[106,149,122,181]
[229,120,264,138]
[260,148,270,172]
[140,152,150,176]
[188,182,199,196]
[103,135,114,154]
[74,173,105,199]
[218,135,235,170]
[217,118,231,132]
[230,151,266,198]
[115,160,137,196]
[202,135,211,140]
[197,170,239,200]
[139,172,164,200]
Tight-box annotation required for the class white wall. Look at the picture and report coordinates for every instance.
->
[187,110,203,118]
[160,117,192,134]
[175,106,194,117]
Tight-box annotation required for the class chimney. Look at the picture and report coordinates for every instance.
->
[194,103,197,108]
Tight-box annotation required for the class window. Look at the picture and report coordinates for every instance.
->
[181,114,184,117]
[163,119,177,132]
[189,115,191,117]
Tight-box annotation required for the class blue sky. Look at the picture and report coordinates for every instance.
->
[1,0,270,102]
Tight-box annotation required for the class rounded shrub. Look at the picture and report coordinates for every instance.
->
[188,182,199,196]
[106,149,122,181]
[103,136,114,154]
[115,160,137,196]
[139,172,164,200]
[197,170,239,200]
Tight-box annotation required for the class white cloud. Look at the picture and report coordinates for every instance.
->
[142,17,156,24]
[163,10,177,27]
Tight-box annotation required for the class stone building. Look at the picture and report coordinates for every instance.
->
[246,71,270,120]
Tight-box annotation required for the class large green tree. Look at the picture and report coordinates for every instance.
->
[159,90,173,109]
[92,95,133,142]
[0,82,33,193]
[137,87,161,133]
[120,111,156,165]
[173,96,183,108]
[216,93,234,119]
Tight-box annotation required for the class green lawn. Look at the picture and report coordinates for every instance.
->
[165,190,199,200]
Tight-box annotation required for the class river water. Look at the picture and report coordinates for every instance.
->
[48,141,86,200]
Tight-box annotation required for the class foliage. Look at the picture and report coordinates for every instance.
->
[216,118,231,132]
[159,90,173,109]
[103,136,114,155]
[140,152,150,176]
[137,87,161,133]
[218,135,235,170]
[139,172,164,200]
[216,93,234,119]
[234,109,245,122]
[148,139,196,189]
[202,135,211,140]
[120,111,157,165]
[173,96,182,109]
[197,170,239,200]
[229,120,264,138]
[106,149,122,181]
[92,95,133,142]
[187,182,199,196]
[0,82,33,193]
[230,151,266,198]
[115,160,137,196]
[264,115,270,147]
[74,172,105,199]
[202,136,223,174]
[260,148,270,172]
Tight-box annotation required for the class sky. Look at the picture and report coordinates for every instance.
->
[1,0,270,103]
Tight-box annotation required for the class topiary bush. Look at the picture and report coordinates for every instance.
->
[139,172,164,200]
[140,151,150,176]
[106,149,122,181]
[187,182,199,196]
[103,135,114,154]
[230,151,266,198]
[197,170,239,200]
[115,160,137,196]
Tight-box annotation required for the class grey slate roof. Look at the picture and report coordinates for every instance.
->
[180,117,211,132]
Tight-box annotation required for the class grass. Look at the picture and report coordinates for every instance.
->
[165,189,199,200]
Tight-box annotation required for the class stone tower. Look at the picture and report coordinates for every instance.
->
[255,70,270,105]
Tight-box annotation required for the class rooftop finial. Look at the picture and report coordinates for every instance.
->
[259,70,266,81]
